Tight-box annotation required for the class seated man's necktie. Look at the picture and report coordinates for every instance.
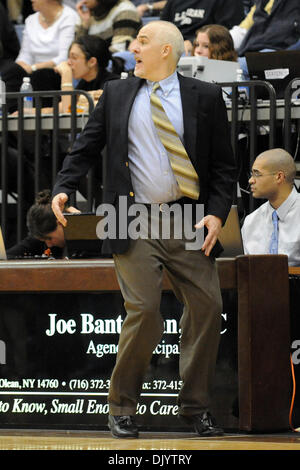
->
[269,210,279,254]
[150,82,200,200]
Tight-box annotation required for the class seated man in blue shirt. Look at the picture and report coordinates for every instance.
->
[241,148,300,266]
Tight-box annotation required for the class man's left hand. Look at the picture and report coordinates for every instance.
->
[195,215,222,256]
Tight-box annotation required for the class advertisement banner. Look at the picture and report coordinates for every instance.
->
[0,290,238,430]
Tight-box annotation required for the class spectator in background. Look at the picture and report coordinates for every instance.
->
[191,24,238,109]
[16,0,78,77]
[55,36,120,205]
[18,35,120,113]
[0,3,20,72]
[231,0,300,56]
[193,24,237,61]
[6,189,79,259]
[54,35,120,112]
[75,0,141,53]
[135,1,166,18]
[241,148,300,266]
[230,0,300,79]
[161,0,245,55]
[2,0,79,93]
[230,0,271,51]
[13,36,119,206]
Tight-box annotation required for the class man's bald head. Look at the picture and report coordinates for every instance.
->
[255,148,296,185]
[140,20,185,63]
[133,20,184,81]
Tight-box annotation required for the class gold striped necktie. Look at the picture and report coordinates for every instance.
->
[150,82,200,200]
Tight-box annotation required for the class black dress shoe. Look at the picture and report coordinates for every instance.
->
[108,415,139,438]
[179,411,224,436]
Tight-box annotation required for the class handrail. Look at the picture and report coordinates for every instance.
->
[218,79,277,157]
[0,90,94,243]
[218,80,277,211]
[284,77,300,154]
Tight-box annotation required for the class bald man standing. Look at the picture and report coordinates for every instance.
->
[242,148,300,266]
[51,20,236,438]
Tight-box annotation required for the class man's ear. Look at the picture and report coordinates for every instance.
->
[88,57,97,68]
[162,44,172,58]
[277,170,286,183]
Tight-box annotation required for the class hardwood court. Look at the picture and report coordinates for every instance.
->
[0,429,300,451]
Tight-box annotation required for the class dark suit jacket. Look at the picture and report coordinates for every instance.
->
[52,73,236,256]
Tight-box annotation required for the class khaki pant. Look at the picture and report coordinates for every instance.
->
[108,215,222,417]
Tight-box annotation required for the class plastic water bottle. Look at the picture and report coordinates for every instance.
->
[20,77,33,108]
[236,68,244,82]
[236,68,248,103]
[0,73,6,117]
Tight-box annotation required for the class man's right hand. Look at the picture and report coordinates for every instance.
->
[52,193,69,226]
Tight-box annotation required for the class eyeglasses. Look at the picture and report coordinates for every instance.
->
[249,171,279,178]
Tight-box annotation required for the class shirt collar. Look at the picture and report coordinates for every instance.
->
[267,187,298,221]
[146,71,179,97]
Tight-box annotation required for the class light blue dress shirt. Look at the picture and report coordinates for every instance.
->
[242,187,300,266]
[128,71,184,203]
